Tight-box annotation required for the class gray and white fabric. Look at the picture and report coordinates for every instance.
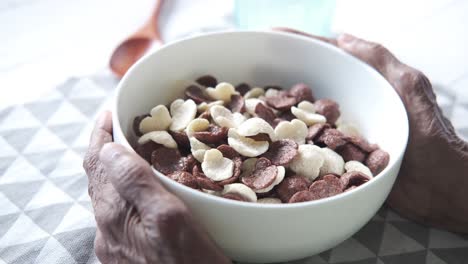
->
[0,71,468,264]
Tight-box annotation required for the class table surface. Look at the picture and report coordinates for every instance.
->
[1,0,468,263]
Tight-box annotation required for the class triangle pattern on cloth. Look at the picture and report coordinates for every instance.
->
[376,205,389,219]
[54,227,96,264]
[24,149,67,175]
[52,203,96,234]
[378,223,425,256]
[431,247,468,264]
[90,72,119,91]
[426,250,448,264]
[0,136,17,157]
[0,157,45,185]
[0,193,20,216]
[85,252,101,264]
[391,220,430,248]
[428,228,468,248]
[288,255,328,264]
[0,214,49,247]
[0,106,12,122]
[47,149,84,178]
[385,210,409,222]
[57,78,80,97]
[333,258,378,264]
[68,78,107,99]
[379,250,427,264]
[35,87,64,103]
[0,213,20,239]
[48,123,87,144]
[22,127,68,154]
[24,99,62,123]
[24,181,74,211]
[46,100,88,126]
[353,220,386,254]
[0,156,16,178]
[72,146,88,158]
[33,237,77,264]
[0,105,42,131]
[79,201,93,213]
[25,203,74,234]
[51,174,88,200]
[0,238,48,264]
[459,127,468,141]
[452,104,468,130]
[68,97,105,118]
[72,121,94,149]
[328,238,376,263]
[0,127,40,152]
[319,249,332,262]
[0,180,44,209]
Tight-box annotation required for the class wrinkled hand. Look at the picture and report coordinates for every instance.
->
[83,111,231,264]
[277,28,468,233]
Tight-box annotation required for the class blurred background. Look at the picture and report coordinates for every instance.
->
[1,0,467,109]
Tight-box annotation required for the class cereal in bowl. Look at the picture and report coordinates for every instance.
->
[132,75,390,203]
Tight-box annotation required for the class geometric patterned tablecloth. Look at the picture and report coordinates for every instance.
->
[1,71,468,264]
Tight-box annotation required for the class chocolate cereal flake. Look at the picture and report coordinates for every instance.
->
[288,190,317,203]
[306,123,331,141]
[337,143,367,162]
[340,171,371,190]
[235,83,251,95]
[196,75,218,87]
[288,83,315,102]
[167,171,199,189]
[314,99,340,124]
[185,85,210,103]
[308,174,342,199]
[262,139,298,166]
[136,141,161,163]
[151,147,188,175]
[242,158,277,190]
[266,95,298,111]
[365,149,390,175]
[229,94,245,113]
[255,103,276,126]
[276,175,311,203]
[316,128,348,149]
[222,193,247,201]
[193,125,228,145]
[192,165,223,191]
[133,114,150,137]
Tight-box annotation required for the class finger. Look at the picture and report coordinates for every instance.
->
[336,33,405,81]
[99,143,175,214]
[272,27,337,45]
[83,111,113,176]
[84,111,113,204]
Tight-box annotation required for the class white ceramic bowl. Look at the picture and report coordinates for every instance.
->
[113,31,408,263]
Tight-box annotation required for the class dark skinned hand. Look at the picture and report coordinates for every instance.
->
[277,28,468,233]
[83,111,231,264]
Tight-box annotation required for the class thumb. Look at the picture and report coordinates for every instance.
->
[337,33,402,81]
[99,143,171,211]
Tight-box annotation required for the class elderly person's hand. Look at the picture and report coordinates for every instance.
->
[83,111,231,264]
[277,28,468,233]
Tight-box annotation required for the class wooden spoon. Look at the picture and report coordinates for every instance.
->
[110,0,165,77]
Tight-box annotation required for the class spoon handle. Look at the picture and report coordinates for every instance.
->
[149,0,165,40]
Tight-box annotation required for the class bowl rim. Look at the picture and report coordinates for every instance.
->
[113,30,409,209]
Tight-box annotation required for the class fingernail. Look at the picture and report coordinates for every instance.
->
[338,33,354,43]
[100,143,124,164]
